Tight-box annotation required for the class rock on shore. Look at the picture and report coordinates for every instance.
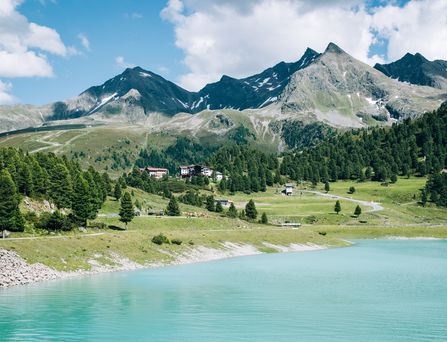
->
[0,249,64,288]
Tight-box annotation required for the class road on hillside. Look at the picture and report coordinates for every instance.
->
[0,232,106,241]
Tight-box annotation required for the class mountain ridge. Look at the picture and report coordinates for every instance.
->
[374,52,447,89]
[0,42,446,134]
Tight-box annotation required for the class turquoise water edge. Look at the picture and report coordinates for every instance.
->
[1,240,447,341]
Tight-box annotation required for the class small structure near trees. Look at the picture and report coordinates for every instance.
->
[284,183,295,196]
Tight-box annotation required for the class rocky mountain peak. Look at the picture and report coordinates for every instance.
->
[324,42,345,54]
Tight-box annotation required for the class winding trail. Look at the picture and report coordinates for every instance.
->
[302,190,384,212]
[30,130,90,154]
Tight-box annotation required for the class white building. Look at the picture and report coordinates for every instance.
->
[215,171,223,181]
[285,183,294,196]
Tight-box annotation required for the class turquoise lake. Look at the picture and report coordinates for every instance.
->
[1,240,447,341]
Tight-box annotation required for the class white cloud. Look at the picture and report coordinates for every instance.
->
[115,56,135,69]
[0,0,70,79]
[0,51,53,77]
[372,0,447,61]
[162,0,376,90]
[77,33,90,51]
[0,80,17,105]
[162,0,447,91]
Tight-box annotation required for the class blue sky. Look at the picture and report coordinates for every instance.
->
[11,0,183,104]
[0,0,445,105]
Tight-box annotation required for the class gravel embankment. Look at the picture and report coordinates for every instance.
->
[0,249,64,288]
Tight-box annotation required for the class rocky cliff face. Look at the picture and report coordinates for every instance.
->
[279,43,446,126]
[195,48,320,111]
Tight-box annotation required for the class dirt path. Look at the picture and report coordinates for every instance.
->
[0,232,105,241]
[30,131,64,153]
[302,190,384,212]
[30,130,90,153]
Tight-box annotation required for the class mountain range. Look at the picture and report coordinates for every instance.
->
[0,43,446,134]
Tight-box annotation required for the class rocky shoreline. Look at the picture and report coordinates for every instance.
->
[0,249,66,288]
[0,242,326,289]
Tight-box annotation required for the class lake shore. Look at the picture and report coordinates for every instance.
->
[0,242,327,289]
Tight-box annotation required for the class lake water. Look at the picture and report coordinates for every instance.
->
[1,240,447,341]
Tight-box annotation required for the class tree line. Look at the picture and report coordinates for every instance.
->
[280,102,447,206]
[208,144,281,194]
[0,147,112,232]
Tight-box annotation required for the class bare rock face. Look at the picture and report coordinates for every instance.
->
[279,43,447,126]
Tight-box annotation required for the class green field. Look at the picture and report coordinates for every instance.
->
[1,177,446,272]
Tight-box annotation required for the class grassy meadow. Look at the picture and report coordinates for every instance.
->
[1,176,446,271]
[1,125,446,271]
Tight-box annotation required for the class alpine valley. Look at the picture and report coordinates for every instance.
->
[1,42,446,152]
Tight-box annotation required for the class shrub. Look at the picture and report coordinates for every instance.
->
[305,215,318,224]
[36,211,73,231]
[171,238,182,245]
[318,231,327,236]
[24,211,39,224]
[151,233,170,245]
[90,222,108,229]
[261,212,268,224]
[348,186,356,194]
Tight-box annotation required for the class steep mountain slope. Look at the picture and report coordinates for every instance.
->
[51,67,198,121]
[194,48,320,111]
[374,53,447,89]
[1,43,446,135]
[279,43,446,126]
[56,49,320,120]
[0,104,49,133]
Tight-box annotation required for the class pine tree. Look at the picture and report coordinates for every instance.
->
[49,163,72,209]
[390,173,398,183]
[334,200,341,215]
[166,196,181,216]
[206,195,215,212]
[215,201,224,213]
[0,169,24,232]
[83,171,100,220]
[227,202,238,218]
[17,162,34,196]
[354,205,362,217]
[102,172,113,196]
[274,171,281,184]
[114,183,122,201]
[119,192,135,229]
[32,161,48,197]
[218,178,227,192]
[261,212,268,224]
[421,189,427,207]
[245,199,258,220]
[324,181,330,193]
[71,174,91,227]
